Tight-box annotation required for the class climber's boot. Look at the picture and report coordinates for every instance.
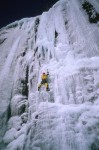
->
[46,87,50,91]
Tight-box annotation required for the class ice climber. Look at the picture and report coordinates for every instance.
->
[38,72,49,91]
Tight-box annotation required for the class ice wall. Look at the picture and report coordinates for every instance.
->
[0,0,99,149]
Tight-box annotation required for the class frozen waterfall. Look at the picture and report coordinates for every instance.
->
[0,0,99,150]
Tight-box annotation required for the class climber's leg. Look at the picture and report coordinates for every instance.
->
[45,83,49,91]
[38,83,41,91]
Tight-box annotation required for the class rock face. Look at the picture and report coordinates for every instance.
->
[0,0,99,150]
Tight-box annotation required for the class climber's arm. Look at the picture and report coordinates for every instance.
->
[47,71,49,76]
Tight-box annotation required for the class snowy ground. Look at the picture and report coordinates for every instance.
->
[0,0,99,149]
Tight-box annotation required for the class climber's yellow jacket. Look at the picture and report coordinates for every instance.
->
[41,73,48,80]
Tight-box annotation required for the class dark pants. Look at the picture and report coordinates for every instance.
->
[41,79,47,84]
[38,79,48,89]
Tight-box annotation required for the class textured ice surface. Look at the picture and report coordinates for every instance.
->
[0,0,99,149]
